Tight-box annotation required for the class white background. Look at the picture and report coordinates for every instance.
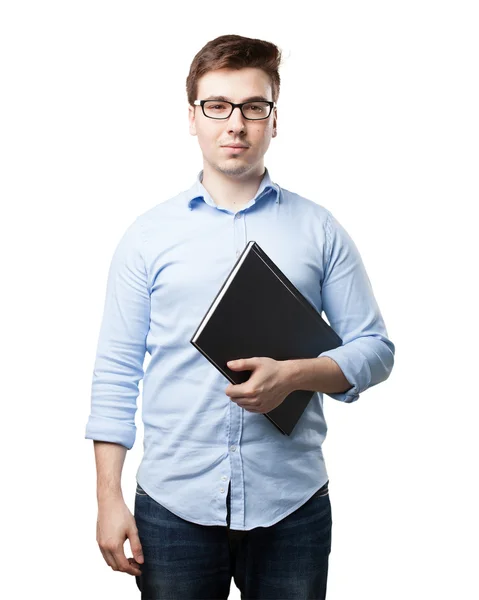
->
[1,1,478,598]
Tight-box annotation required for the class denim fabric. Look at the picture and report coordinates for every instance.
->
[134,480,332,599]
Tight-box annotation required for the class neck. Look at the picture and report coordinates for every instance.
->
[201,161,266,211]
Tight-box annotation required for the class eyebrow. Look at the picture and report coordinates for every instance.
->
[203,95,271,103]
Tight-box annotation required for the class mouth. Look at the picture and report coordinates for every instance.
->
[221,146,249,152]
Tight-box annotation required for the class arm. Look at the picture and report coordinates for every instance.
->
[85,217,150,576]
[85,217,150,449]
[94,441,144,577]
[284,355,354,395]
[289,210,395,402]
[94,440,127,502]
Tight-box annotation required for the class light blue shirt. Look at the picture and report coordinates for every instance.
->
[85,167,395,530]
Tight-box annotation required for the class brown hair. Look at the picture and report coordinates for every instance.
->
[186,34,283,107]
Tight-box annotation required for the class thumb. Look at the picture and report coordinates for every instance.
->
[227,359,250,369]
[128,527,144,564]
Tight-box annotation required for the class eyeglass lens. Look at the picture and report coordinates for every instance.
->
[203,101,271,120]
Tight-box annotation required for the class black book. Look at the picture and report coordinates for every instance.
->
[190,241,343,436]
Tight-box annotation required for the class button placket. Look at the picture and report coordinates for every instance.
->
[234,211,245,259]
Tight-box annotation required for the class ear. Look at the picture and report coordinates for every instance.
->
[188,105,197,136]
[272,107,278,138]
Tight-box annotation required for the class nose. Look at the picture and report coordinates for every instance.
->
[227,106,246,132]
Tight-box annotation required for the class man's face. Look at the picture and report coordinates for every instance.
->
[188,67,277,177]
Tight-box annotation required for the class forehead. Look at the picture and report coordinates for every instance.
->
[197,67,272,101]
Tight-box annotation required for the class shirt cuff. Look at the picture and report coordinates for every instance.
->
[84,415,136,450]
[318,345,372,403]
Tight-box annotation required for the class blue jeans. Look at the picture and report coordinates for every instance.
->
[134,479,331,599]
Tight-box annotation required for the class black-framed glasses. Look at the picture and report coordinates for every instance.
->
[194,99,276,120]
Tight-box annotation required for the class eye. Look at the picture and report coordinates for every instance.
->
[205,102,228,110]
[243,102,269,114]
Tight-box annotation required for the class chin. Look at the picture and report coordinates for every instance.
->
[215,160,251,177]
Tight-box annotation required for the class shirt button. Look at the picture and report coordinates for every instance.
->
[230,445,236,452]
[221,476,227,481]
[220,488,225,493]
[236,250,240,257]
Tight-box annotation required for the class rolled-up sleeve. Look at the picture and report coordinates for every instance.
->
[84,218,150,449]
[318,210,395,403]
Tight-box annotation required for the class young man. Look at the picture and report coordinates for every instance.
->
[86,34,395,599]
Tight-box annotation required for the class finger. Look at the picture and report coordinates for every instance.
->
[99,546,111,568]
[102,548,120,571]
[231,395,248,403]
[127,557,143,574]
[235,401,258,412]
[236,396,258,409]
[128,526,144,565]
[112,545,141,576]
[97,524,120,572]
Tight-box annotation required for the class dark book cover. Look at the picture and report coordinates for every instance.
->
[190,241,342,436]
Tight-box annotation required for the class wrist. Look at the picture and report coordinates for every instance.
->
[281,359,301,394]
[96,482,123,503]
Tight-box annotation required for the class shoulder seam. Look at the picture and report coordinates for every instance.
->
[136,217,147,244]
[324,209,333,265]
[134,218,150,292]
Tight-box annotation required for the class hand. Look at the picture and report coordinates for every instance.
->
[96,496,144,577]
[225,357,292,414]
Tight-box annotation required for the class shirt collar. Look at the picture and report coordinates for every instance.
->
[186,167,280,211]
